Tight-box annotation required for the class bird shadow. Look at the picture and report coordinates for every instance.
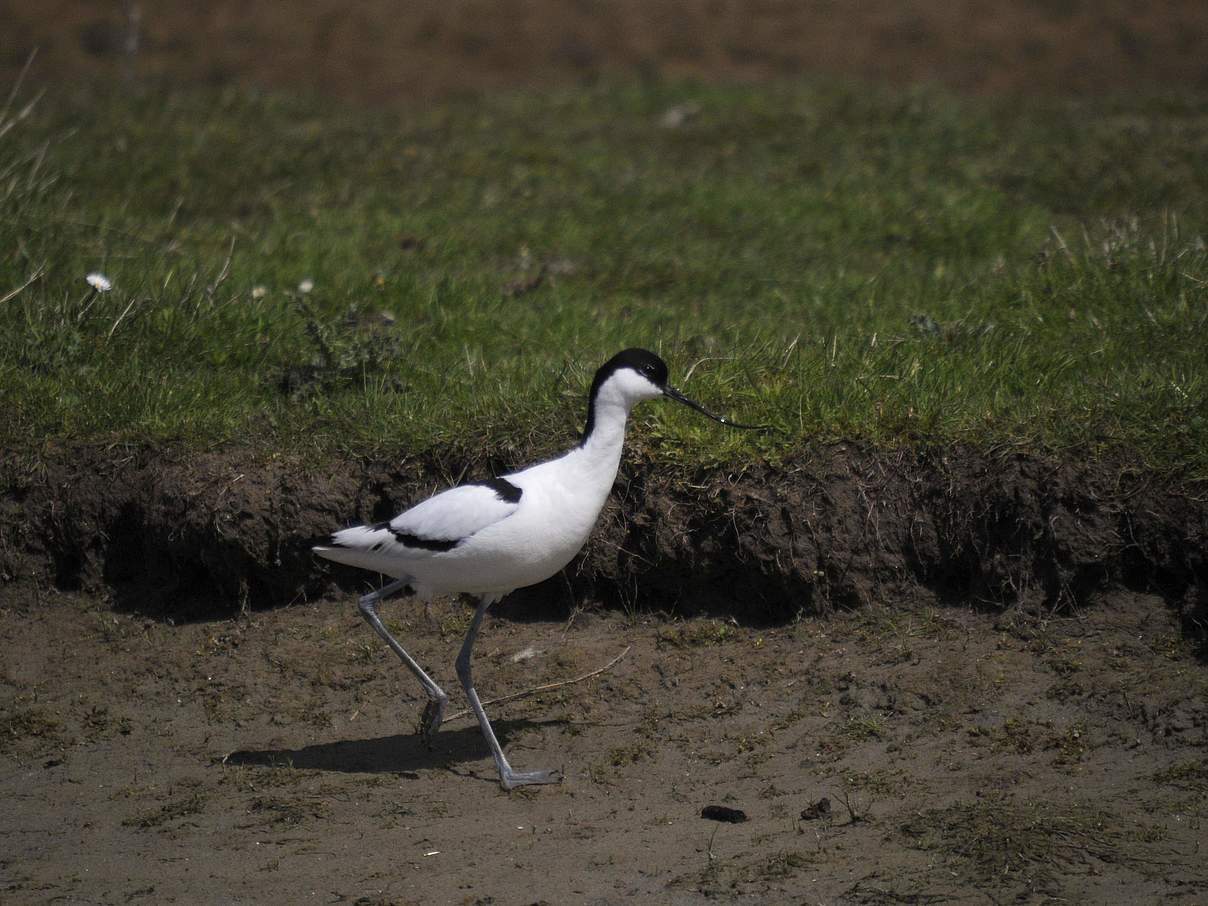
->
[221,718,558,776]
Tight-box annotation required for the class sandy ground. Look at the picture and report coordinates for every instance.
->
[2,586,1205,904]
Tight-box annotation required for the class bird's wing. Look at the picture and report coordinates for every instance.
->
[386,479,523,548]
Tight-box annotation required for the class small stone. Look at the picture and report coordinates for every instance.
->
[701,805,747,823]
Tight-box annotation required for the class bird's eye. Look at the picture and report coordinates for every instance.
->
[643,364,656,375]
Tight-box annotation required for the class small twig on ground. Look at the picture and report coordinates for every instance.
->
[445,644,631,722]
[838,788,874,825]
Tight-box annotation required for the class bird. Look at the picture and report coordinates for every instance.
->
[313,348,763,789]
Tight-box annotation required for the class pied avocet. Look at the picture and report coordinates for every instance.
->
[314,348,761,789]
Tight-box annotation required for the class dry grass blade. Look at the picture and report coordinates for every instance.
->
[106,295,141,339]
[445,644,631,722]
[0,48,39,136]
[0,265,45,305]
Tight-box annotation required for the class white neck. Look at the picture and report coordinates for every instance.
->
[577,395,629,467]
[560,386,634,498]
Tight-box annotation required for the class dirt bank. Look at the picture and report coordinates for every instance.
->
[3,444,1205,635]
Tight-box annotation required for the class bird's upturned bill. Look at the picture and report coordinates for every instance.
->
[662,385,769,431]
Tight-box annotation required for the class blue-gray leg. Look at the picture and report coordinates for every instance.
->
[358,582,449,747]
[457,595,560,790]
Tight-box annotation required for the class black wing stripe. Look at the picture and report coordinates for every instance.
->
[472,477,523,503]
[390,531,461,552]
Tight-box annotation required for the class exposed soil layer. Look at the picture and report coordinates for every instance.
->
[2,445,1205,636]
[6,0,1208,102]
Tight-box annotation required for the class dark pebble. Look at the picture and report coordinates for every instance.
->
[701,805,747,823]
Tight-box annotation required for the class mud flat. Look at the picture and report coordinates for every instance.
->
[2,586,1206,903]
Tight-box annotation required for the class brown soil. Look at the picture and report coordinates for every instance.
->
[5,1,1208,102]
[3,585,1206,903]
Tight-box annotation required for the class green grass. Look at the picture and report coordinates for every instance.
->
[1,79,1206,472]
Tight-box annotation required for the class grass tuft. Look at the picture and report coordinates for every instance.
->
[1,706,61,750]
[1152,759,1208,792]
[122,791,207,829]
[900,795,1155,884]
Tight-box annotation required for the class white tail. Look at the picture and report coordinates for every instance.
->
[313,525,409,577]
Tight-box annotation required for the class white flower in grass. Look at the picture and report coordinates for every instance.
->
[298,278,314,294]
[251,285,267,300]
[85,272,112,292]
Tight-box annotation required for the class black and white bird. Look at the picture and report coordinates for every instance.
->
[313,348,761,789]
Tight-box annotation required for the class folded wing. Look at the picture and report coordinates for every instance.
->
[386,480,522,549]
[313,479,524,574]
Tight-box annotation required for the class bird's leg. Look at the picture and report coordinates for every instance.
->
[357,587,448,747]
[364,578,409,602]
[456,595,561,791]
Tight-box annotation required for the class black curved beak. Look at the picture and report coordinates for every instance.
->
[662,385,769,430]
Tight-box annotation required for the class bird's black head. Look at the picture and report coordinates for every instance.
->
[581,348,668,442]
[579,347,765,443]
[597,347,669,390]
